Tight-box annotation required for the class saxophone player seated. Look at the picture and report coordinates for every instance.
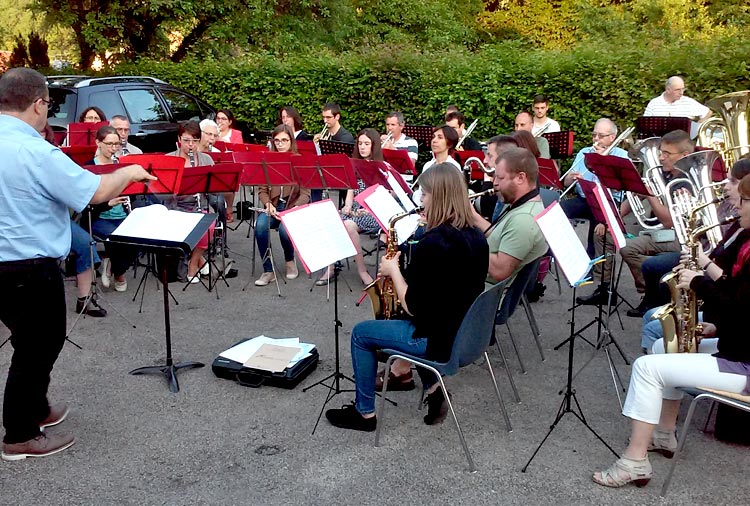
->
[591,173,750,489]
[324,164,489,431]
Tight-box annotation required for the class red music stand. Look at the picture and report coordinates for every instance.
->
[578,179,627,237]
[383,148,416,176]
[543,131,575,159]
[383,163,413,195]
[403,125,434,146]
[318,139,355,156]
[584,152,652,196]
[293,153,358,191]
[350,159,389,188]
[213,140,228,152]
[537,158,562,189]
[636,116,692,139]
[62,145,97,165]
[225,142,268,153]
[453,150,485,180]
[296,140,318,156]
[68,121,109,146]
[119,154,187,195]
[208,151,235,164]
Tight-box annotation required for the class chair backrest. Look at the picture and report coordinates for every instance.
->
[447,280,509,370]
[495,257,543,325]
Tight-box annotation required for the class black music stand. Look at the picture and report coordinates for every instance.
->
[238,151,297,294]
[318,139,355,156]
[293,154,358,296]
[636,116,692,139]
[116,155,187,311]
[177,163,243,296]
[542,131,575,159]
[403,125,434,146]
[109,211,215,393]
[523,202,618,473]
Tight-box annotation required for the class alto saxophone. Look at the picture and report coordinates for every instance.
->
[363,206,423,320]
[651,199,739,353]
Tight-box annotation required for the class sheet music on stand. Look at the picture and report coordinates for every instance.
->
[535,202,602,287]
[354,184,420,244]
[278,200,357,273]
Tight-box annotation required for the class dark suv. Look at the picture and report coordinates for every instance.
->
[46,75,215,153]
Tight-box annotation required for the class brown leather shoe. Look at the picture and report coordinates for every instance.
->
[1,433,75,461]
[375,368,415,391]
[40,403,69,429]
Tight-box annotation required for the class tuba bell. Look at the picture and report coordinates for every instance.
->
[626,137,666,231]
[697,91,750,168]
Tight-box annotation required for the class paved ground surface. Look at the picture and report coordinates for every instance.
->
[0,214,747,506]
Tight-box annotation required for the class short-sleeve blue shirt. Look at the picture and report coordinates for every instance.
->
[571,146,629,200]
[0,115,101,261]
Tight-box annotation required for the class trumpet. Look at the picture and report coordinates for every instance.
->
[315,125,331,143]
[559,126,635,199]
[455,119,478,150]
[381,131,394,147]
[462,156,494,176]
[469,188,495,202]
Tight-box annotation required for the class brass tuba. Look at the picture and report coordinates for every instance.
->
[626,137,666,231]
[697,91,750,168]
[362,207,423,320]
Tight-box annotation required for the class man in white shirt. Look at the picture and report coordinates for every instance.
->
[531,94,560,136]
[643,76,711,121]
[381,111,418,163]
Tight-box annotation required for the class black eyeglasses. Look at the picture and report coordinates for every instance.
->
[38,97,53,107]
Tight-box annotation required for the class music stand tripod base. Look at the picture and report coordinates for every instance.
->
[130,361,204,394]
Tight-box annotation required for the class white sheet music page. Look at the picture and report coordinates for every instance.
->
[385,172,416,211]
[355,185,419,245]
[593,183,627,250]
[111,204,204,243]
[279,200,357,273]
[535,202,591,286]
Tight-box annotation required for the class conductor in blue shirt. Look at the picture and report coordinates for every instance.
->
[0,68,155,461]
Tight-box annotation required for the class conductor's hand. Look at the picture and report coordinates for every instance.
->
[125,164,157,183]
[594,223,606,237]
[676,268,702,290]
[108,196,129,207]
[379,252,401,278]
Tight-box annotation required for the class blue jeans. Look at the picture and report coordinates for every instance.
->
[350,319,429,415]
[641,307,662,352]
[642,252,681,309]
[254,204,295,272]
[91,217,134,277]
[70,220,99,274]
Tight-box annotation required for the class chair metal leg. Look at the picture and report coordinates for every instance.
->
[521,295,545,361]
[484,352,512,432]
[661,395,701,497]
[702,401,716,432]
[374,355,396,447]
[505,322,527,374]
[435,375,477,473]
[493,337,521,403]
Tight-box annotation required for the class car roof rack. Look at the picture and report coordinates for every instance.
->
[47,76,168,88]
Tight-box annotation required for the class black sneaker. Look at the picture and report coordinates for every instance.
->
[75,296,107,318]
[526,281,546,303]
[423,388,450,425]
[627,304,648,318]
[325,403,376,432]
[576,285,617,306]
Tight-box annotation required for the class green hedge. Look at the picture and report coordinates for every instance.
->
[115,37,750,153]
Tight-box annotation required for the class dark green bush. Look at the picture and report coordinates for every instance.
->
[115,35,750,153]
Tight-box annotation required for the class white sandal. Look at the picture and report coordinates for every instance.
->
[593,456,652,488]
[648,429,678,458]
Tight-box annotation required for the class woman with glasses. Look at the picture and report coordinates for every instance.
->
[253,125,310,286]
[165,121,218,282]
[78,106,106,123]
[215,109,243,144]
[317,128,381,286]
[592,174,750,488]
[83,126,133,292]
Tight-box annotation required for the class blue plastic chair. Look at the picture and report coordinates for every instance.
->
[374,280,510,473]
[495,257,545,380]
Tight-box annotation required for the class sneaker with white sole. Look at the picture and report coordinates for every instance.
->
[286,261,299,279]
[255,272,276,286]
[114,279,127,292]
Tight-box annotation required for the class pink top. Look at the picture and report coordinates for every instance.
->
[220,128,243,144]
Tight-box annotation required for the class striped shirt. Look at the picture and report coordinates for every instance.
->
[644,93,710,119]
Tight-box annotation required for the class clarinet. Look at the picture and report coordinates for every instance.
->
[188,149,196,167]
[188,149,201,211]
[120,139,129,156]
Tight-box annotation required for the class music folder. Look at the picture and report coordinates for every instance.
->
[584,152,651,195]
[108,204,215,255]
[86,155,185,195]
[67,121,109,146]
